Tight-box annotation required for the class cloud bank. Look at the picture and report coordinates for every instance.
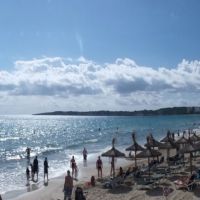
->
[0,57,200,113]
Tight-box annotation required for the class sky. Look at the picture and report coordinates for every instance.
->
[0,0,200,114]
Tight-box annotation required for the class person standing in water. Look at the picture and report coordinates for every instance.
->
[30,163,34,181]
[44,157,49,182]
[33,156,39,181]
[83,147,88,161]
[70,156,76,178]
[26,147,31,164]
[26,166,30,186]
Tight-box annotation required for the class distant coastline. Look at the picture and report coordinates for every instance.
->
[33,106,200,116]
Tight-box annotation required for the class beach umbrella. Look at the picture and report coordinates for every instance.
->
[175,135,188,155]
[135,147,162,177]
[144,134,164,162]
[175,134,188,145]
[145,134,165,148]
[102,138,125,177]
[159,136,177,166]
[190,132,200,143]
[125,132,144,167]
[160,131,172,143]
[179,140,200,174]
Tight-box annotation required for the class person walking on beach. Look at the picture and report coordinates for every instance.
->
[83,147,88,161]
[63,170,73,200]
[96,156,103,178]
[70,156,76,178]
[30,163,34,181]
[44,157,49,182]
[26,167,30,185]
[33,156,39,181]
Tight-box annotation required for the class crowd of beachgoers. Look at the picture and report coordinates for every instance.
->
[2,129,200,200]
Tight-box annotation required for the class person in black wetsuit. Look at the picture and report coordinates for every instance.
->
[44,157,49,182]
[33,156,39,181]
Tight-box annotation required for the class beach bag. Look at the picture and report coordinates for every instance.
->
[75,187,86,200]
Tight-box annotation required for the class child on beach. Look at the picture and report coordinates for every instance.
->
[26,167,30,181]
[118,167,123,177]
[26,167,30,186]
[26,167,30,180]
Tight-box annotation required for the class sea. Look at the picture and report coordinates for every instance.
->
[1,114,200,198]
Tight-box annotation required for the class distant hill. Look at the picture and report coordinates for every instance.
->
[33,107,200,116]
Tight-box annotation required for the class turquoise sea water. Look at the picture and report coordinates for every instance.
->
[0,114,200,196]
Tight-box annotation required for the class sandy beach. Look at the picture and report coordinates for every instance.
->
[3,149,200,200]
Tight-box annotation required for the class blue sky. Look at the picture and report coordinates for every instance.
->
[1,0,200,69]
[0,0,200,114]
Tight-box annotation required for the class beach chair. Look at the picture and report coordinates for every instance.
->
[103,175,125,189]
[174,175,196,191]
[136,177,154,190]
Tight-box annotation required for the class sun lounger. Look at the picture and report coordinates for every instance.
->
[103,175,125,189]
[174,175,196,191]
[136,178,154,190]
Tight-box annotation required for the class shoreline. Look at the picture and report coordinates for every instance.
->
[2,128,200,199]
[5,148,197,200]
[3,152,134,200]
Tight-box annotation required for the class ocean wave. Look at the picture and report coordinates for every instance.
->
[2,145,62,162]
[0,136,20,142]
[85,138,98,143]
[66,138,98,149]
[40,146,63,155]
[6,154,24,161]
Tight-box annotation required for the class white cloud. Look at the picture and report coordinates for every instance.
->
[0,56,200,114]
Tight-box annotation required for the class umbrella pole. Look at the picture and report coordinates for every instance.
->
[167,149,169,165]
[190,152,192,175]
[148,156,150,178]
[135,149,137,167]
[113,157,115,177]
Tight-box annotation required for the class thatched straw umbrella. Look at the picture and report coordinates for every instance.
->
[179,140,200,174]
[159,135,177,166]
[144,134,164,162]
[125,132,144,167]
[190,132,200,143]
[176,137,188,145]
[102,138,125,177]
[135,147,161,177]
[160,131,172,143]
[175,134,188,157]
[145,134,165,149]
